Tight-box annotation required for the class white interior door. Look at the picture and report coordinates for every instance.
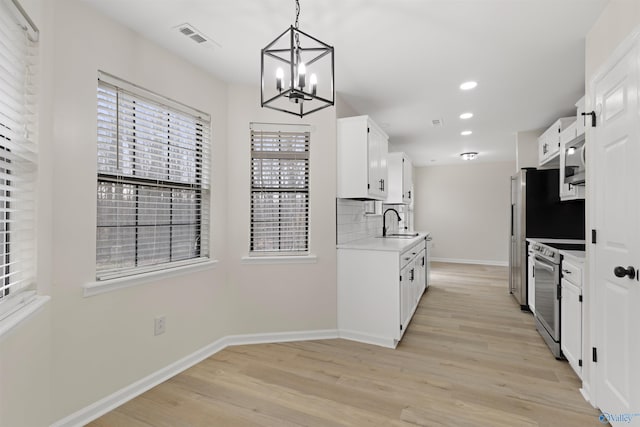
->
[592,39,640,424]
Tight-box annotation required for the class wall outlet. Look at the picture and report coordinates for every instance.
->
[154,316,166,336]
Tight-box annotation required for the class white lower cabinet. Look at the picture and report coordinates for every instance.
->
[560,256,584,378]
[400,261,414,332]
[338,238,428,348]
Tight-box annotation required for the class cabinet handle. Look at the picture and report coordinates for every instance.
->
[562,269,572,274]
[379,179,384,191]
[404,257,411,261]
[408,190,411,199]
[410,268,415,281]
[422,256,425,267]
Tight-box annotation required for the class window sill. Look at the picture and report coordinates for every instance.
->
[0,293,50,338]
[241,254,318,265]
[84,259,219,297]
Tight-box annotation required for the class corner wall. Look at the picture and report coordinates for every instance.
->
[49,0,231,421]
[225,83,338,335]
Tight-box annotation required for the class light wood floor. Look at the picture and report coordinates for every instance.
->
[89,262,601,426]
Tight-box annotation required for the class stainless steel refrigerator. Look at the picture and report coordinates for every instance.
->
[509,168,585,309]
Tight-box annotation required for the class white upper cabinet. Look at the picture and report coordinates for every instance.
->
[337,115,389,200]
[538,117,575,167]
[386,152,413,204]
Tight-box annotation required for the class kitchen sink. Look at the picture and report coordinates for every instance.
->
[379,233,420,239]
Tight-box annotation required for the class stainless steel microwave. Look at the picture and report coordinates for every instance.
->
[564,136,585,185]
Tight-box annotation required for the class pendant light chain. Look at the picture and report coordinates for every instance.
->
[294,0,301,49]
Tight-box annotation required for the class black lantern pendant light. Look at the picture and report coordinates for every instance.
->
[260,0,335,118]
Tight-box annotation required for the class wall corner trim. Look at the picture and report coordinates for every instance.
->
[50,329,339,427]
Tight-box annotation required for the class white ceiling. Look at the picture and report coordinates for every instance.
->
[80,0,608,166]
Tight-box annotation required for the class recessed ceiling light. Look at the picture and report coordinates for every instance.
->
[460,81,477,90]
[460,152,478,161]
[461,130,472,136]
[460,112,474,120]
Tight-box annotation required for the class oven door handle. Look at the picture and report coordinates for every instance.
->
[534,258,556,272]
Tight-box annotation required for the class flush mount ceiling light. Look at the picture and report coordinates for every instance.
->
[260,0,335,118]
[461,130,472,136]
[459,112,474,120]
[460,152,478,161]
[460,81,478,90]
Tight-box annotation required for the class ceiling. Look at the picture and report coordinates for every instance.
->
[80,0,608,166]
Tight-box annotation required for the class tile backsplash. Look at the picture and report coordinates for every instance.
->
[337,199,413,245]
[336,199,383,244]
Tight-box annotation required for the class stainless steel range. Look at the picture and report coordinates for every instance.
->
[531,240,585,358]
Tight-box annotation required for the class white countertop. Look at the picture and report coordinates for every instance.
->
[560,250,586,263]
[337,232,430,252]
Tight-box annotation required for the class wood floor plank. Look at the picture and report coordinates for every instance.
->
[88,262,601,426]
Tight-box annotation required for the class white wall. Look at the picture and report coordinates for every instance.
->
[0,0,340,424]
[413,161,515,265]
[0,0,53,425]
[335,92,359,118]
[226,83,337,334]
[586,0,640,83]
[48,0,231,421]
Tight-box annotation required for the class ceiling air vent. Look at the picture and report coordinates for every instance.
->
[175,23,219,47]
[431,118,444,127]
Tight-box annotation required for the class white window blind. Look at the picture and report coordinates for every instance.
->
[0,0,38,308]
[250,123,310,255]
[96,73,210,280]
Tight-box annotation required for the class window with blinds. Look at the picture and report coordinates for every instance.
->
[96,73,210,279]
[250,123,310,255]
[0,0,38,308]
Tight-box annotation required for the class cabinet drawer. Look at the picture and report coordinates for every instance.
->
[561,259,582,287]
[401,240,424,269]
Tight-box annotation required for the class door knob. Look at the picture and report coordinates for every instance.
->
[614,266,636,279]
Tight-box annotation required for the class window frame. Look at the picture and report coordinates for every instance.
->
[0,0,40,321]
[95,72,211,281]
[249,123,311,257]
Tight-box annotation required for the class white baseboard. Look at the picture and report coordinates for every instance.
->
[431,257,508,267]
[338,329,397,349]
[51,329,339,427]
[580,384,596,408]
[226,329,339,346]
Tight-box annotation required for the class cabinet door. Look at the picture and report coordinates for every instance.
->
[400,261,414,334]
[416,248,426,298]
[403,155,413,203]
[538,131,550,164]
[425,238,432,288]
[367,124,388,199]
[561,279,582,378]
[367,125,381,198]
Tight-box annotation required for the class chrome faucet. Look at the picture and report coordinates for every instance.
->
[382,208,402,237]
